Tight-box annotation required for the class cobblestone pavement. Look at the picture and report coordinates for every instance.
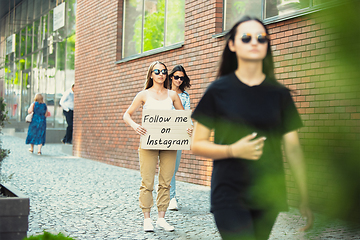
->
[1,134,360,239]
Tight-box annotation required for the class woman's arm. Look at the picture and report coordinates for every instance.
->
[28,103,34,114]
[191,122,266,160]
[170,91,184,110]
[283,130,313,231]
[123,91,147,135]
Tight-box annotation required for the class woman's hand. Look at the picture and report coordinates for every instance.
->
[299,202,313,231]
[133,123,147,136]
[187,127,193,137]
[230,133,266,160]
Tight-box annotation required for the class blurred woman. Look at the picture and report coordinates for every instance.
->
[123,61,184,232]
[191,17,313,239]
[26,94,48,155]
[168,64,192,210]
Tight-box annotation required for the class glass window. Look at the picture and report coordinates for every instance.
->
[123,0,143,57]
[143,0,165,52]
[265,0,310,19]
[223,0,262,31]
[67,0,77,37]
[0,18,5,41]
[165,0,185,46]
[9,11,14,35]
[50,0,57,9]
[57,40,66,71]
[27,24,33,54]
[21,28,26,57]
[42,0,50,14]
[4,15,10,38]
[26,55,32,69]
[34,0,42,20]
[33,18,41,50]
[42,14,49,49]
[21,0,28,29]
[16,32,20,58]
[15,5,22,33]
[27,0,35,22]
[123,0,185,58]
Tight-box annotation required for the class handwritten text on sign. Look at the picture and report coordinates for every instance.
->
[141,109,192,150]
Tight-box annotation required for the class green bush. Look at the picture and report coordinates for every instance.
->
[23,231,75,240]
[0,97,10,180]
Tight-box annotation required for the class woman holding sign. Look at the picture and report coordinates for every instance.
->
[168,65,192,211]
[191,17,313,240]
[123,61,184,232]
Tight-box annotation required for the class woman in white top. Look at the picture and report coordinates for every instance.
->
[123,61,184,232]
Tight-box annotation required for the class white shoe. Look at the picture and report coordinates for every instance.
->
[156,218,174,231]
[168,198,178,211]
[143,218,154,232]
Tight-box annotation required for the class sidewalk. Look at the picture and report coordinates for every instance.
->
[1,134,360,239]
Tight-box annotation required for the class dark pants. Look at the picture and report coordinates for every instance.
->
[63,110,73,144]
[213,207,278,240]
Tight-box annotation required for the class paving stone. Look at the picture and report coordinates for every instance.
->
[1,134,360,239]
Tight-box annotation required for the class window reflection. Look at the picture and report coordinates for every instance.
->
[223,0,262,31]
[122,0,185,58]
[1,0,76,126]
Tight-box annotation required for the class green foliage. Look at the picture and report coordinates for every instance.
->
[23,231,75,240]
[133,0,165,52]
[0,98,10,179]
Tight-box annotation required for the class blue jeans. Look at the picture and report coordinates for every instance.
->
[170,150,182,199]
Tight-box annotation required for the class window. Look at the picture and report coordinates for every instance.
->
[223,0,335,31]
[122,0,185,58]
[223,0,262,31]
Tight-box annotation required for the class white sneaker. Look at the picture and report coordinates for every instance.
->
[156,218,174,231]
[143,218,154,232]
[168,198,178,211]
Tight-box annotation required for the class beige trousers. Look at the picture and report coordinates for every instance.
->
[138,148,177,212]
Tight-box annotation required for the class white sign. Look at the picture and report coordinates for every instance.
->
[6,34,15,55]
[141,109,192,150]
[53,2,65,31]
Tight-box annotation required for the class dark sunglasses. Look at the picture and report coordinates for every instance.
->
[173,75,184,81]
[241,33,269,44]
[152,69,168,75]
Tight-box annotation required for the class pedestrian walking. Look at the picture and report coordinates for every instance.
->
[60,84,74,144]
[191,16,313,240]
[168,64,192,211]
[123,61,185,232]
[26,93,48,155]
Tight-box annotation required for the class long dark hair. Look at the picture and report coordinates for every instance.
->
[217,16,276,83]
[169,65,191,93]
[144,61,169,90]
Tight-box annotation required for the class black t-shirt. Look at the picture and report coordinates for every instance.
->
[191,73,303,212]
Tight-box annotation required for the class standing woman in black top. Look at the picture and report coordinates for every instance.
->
[191,16,313,240]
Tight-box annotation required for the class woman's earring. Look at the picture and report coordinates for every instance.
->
[150,77,153,80]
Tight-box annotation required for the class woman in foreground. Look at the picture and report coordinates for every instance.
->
[191,17,313,240]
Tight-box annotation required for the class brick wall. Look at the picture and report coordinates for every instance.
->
[74,0,359,212]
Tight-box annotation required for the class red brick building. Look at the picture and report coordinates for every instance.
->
[74,0,359,216]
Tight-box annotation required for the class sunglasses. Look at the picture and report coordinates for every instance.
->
[173,75,184,81]
[241,33,269,44]
[152,69,168,75]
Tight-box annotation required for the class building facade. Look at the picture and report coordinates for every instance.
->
[3,0,359,216]
[0,0,76,127]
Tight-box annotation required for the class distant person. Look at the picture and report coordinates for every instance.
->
[26,94,48,155]
[191,16,313,239]
[123,61,186,232]
[60,84,74,144]
[168,64,192,211]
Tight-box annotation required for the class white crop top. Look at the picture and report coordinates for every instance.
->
[143,90,173,110]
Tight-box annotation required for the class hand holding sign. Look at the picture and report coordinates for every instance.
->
[141,109,192,150]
